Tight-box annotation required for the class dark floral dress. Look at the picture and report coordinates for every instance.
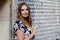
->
[13,19,35,40]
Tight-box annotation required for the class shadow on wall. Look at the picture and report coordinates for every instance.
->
[0,0,7,10]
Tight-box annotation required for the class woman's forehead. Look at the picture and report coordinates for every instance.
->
[21,5,28,9]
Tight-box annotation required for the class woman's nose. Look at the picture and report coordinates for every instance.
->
[24,10,27,12]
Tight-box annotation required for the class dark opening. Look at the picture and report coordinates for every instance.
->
[0,0,7,9]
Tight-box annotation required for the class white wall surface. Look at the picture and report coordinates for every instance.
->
[0,1,10,40]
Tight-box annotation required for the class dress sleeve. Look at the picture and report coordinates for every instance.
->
[13,20,25,32]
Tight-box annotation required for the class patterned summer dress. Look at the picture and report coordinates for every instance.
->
[13,19,35,40]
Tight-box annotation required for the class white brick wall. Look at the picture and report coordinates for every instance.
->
[34,0,60,40]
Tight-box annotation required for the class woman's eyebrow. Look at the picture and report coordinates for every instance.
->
[21,8,28,10]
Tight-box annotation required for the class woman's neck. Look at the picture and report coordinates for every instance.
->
[23,17,29,22]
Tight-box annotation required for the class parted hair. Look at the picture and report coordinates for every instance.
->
[18,2,32,27]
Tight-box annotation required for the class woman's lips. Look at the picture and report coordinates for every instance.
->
[25,13,28,15]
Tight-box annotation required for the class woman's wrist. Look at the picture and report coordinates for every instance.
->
[25,32,35,40]
[32,31,35,35]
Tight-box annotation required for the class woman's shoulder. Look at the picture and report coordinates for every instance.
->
[14,19,26,32]
[15,19,23,24]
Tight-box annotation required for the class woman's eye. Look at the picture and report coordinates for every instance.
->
[26,9,28,10]
[21,9,24,11]
[21,9,28,11]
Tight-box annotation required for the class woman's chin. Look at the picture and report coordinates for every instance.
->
[23,16,28,17]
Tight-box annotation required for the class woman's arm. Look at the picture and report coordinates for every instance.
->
[16,29,25,40]
[25,26,36,40]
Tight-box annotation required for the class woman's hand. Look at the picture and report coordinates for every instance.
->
[24,25,37,40]
[32,25,36,34]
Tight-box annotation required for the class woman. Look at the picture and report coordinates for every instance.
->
[13,2,36,40]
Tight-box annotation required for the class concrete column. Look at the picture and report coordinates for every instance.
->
[0,1,10,40]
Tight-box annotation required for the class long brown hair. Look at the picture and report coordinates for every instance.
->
[18,2,32,27]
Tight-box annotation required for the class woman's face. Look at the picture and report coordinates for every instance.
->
[21,5,29,17]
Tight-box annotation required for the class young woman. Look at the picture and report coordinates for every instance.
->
[13,2,36,40]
